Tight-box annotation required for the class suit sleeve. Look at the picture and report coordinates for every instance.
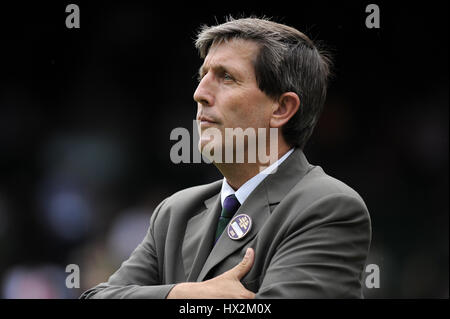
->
[79,199,176,299]
[255,193,372,298]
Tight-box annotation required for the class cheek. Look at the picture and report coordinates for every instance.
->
[242,97,273,127]
[229,103,257,127]
[221,90,272,128]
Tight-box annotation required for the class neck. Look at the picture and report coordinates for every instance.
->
[214,142,291,190]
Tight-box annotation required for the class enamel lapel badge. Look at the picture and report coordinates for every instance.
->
[227,214,252,240]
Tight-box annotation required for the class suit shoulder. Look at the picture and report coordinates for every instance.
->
[290,165,367,208]
[152,179,222,222]
[165,179,222,204]
[284,166,371,231]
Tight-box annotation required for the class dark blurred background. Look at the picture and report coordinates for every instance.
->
[0,1,447,298]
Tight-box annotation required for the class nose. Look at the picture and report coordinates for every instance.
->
[193,73,215,107]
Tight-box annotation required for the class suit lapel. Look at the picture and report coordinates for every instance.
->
[182,193,222,281]
[196,181,271,282]
[263,148,311,206]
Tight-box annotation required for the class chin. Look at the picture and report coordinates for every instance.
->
[199,138,226,163]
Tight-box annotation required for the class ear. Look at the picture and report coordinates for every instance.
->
[270,92,300,128]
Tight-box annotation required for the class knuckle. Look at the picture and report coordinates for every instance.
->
[240,291,254,299]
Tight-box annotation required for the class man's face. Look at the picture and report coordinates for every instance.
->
[194,39,275,162]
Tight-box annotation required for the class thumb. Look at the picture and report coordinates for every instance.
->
[230,248,255,280]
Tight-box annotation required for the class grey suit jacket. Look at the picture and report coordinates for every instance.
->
[80,148,371,299]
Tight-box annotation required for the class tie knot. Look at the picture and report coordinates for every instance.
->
[222,194,240,218]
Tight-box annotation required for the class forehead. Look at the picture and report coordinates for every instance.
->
[202,39,260,70]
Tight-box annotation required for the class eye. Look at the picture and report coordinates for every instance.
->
[223,72,234,82]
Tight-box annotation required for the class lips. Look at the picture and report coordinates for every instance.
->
[197,115,217,123]
[197,115,219,129]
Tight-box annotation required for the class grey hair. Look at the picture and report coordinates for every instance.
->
[195,16,333,149]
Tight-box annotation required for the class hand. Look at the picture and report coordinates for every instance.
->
[167,248,256,299]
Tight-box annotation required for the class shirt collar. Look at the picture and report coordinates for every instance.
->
[220,148,295,206]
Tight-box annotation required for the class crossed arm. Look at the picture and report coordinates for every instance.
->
[80,194,371,299]
[167,248,255,299]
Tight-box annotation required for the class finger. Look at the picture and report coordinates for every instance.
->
[230,248,255,280]
[246,291,256,299]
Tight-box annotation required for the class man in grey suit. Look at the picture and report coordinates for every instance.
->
[80,17,371,299]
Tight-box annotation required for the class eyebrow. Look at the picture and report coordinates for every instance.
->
[198,63,239,80]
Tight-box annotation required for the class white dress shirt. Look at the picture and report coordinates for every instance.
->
[220,148,295,207]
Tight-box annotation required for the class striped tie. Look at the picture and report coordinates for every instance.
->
[214,194,240,243]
